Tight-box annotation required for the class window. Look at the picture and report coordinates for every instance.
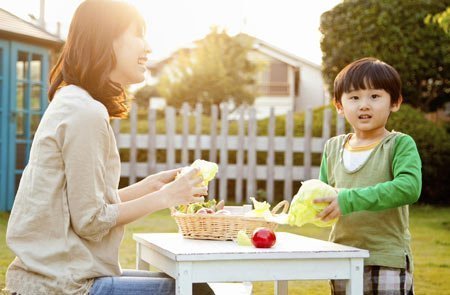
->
[258,61,289,96]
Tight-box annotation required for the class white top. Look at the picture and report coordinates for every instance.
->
[343,149,373,171]
[342,136,380,171]
[6,85,124,295]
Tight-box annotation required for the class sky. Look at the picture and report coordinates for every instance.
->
[1,0,341,65]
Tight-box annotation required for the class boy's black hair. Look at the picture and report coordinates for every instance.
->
[333,57,402,106]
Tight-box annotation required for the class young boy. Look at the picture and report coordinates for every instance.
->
[315,57,421,295]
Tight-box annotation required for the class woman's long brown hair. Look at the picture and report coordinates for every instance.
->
[48,0,145,118]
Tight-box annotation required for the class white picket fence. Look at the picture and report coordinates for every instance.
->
[112,102,346,204]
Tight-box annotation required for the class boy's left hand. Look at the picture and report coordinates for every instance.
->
[314,195,341,221]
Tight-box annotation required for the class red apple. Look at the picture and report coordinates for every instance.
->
[251,227,276,248]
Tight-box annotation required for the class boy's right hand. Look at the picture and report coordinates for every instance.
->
[314,195,341,222]
[160,167,207,207]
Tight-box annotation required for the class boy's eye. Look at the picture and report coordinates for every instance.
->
[371,94,380,99]
[349,96,359,100]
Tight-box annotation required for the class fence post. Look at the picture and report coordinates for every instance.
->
[181,103,190,166]
[235,106,245,204]
[247,107,257,203]
[165,107,176,170]
[147,106,157,175]
[304,107,313,180]
[322,108,332,148]
[219,103,229,202]
[129,102,138,184]
[266,107,275,204]
[194,103,202,160]
[337,114,346,135]
[284,110,293,201]
[209,105,218,199]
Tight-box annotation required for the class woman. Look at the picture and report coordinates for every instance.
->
[5,1,213,294]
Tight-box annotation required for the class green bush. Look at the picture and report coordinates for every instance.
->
[387,104,450,204]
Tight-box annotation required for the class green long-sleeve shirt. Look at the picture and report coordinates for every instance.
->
[319,131,421,270]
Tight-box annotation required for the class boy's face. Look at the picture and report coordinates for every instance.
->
[335,88,402,136]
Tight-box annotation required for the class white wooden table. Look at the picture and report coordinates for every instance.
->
[133,232,369,295]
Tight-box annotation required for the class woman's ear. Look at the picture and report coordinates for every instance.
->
[391,95,403,113]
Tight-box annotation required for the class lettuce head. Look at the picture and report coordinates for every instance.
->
[288,179,339,227]
[178,159,219,186]
[245,197,272,218]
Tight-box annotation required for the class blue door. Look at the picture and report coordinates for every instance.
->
[0,40,10,210]
[2,42,49,211]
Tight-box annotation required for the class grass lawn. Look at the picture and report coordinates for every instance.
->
[1,205,450,294]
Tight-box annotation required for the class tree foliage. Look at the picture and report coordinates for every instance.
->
[133,84,159,108]
[157,28,258,110]
[425,6,450,35]
[320,0,450,112]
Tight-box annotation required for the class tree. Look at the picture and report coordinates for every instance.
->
[425,6,450,35]
[320,0,450,112]
[157,28,259,111]
[133,84,159,109]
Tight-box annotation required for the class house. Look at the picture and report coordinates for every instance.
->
[146,33,329,118]
[0,8,64,211]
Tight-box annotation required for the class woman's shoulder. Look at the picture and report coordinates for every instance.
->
[53,85,109,121]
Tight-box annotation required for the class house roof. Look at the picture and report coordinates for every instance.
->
[242,33,321,69]
[147,33,321,71]
[0,8,64,48]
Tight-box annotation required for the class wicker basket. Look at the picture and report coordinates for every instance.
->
[171,200,289,241]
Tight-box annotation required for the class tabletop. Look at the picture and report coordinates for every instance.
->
[133,232,369,261]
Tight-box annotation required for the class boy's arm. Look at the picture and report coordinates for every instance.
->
[338,135,422,215]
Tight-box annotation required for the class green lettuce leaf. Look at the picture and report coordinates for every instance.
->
[288,179,339,227]
[178,159,219,186]
[245,197,272,218]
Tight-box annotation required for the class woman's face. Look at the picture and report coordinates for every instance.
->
[110,22,150,86]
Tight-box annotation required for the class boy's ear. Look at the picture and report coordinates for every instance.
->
[334,99,344,114]
[391,95,403,112]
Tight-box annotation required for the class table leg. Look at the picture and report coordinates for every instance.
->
[176,262,193,295]
[274,280,288,295]
[346,258,364,295]
[135,242,150,270]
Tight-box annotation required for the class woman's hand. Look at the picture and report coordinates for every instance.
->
[160,167,208,208]
[145,168,181,192]
[119,168,181,202]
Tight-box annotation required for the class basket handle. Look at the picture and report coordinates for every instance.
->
[271,200,289,215]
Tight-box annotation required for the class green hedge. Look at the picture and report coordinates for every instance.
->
[118,105,449,204]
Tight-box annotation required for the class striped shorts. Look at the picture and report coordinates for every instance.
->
[330,260,414,295]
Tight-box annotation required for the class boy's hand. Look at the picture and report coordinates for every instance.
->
[314,195,341,222]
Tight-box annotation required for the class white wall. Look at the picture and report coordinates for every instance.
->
[296,63,327,111]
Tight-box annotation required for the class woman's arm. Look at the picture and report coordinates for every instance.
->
[116,168,206,225]
[118,168,181,202]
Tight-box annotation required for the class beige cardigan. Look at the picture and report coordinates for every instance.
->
[5,85,124,295]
